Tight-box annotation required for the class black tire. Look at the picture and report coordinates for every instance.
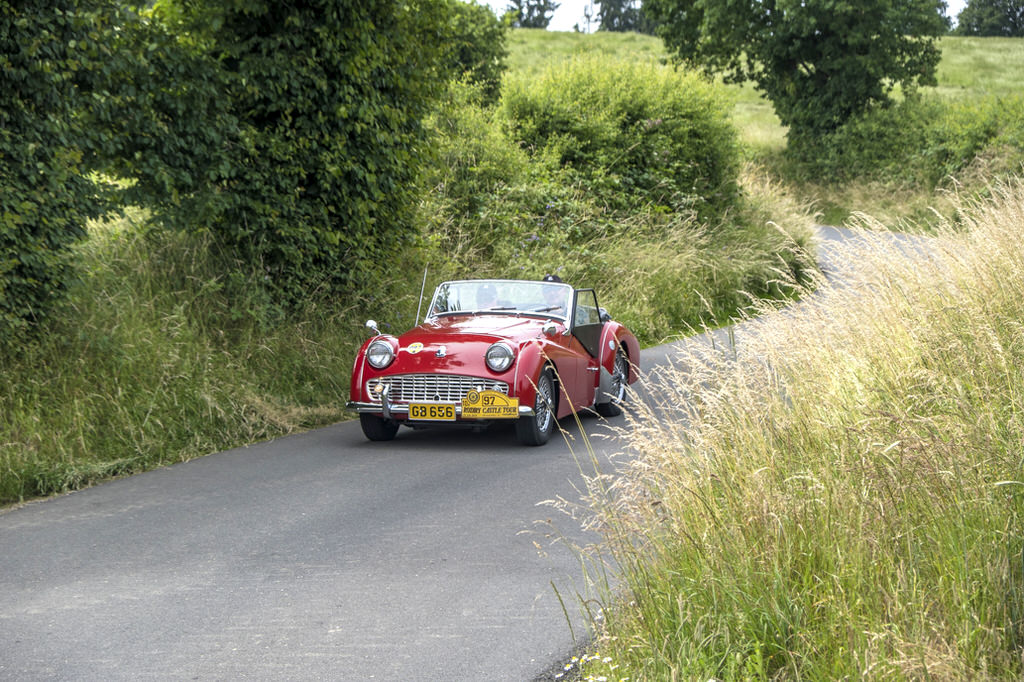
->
[360,414,399,441]
[516,368,557,446]
[595,347,628,418]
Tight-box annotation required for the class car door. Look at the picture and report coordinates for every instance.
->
[572,289,603,358]
[567,289,604,406]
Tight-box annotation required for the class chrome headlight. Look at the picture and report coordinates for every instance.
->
[366,339,395,369]
[485,342,515,373]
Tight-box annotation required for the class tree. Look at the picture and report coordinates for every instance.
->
[575,1,596,32]
[117,0,450,315]
[598,0,656,33]
[442,0,508,103]
[644,0,948,142]
[0,0,117,346]
[955,0,1024,36]
[84,3,237,233]
[504,0,559,28]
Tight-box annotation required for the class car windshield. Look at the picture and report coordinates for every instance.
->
[428,280,572,320]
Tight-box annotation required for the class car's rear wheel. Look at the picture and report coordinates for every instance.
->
[516,368,557,446]
[360,414,399,441]
[596,347,628,418]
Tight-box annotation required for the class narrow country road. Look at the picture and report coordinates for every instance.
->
[0,226,860,681]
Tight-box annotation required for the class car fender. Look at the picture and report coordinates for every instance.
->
[349,335,399,402]
[512,338,551,409]
[598,322,640,383]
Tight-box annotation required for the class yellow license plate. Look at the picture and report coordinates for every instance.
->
[461,390,519,419]
[409,403,456,421]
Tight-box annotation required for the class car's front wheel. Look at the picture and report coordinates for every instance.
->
[516,368,557,446]
[360,414,399,441]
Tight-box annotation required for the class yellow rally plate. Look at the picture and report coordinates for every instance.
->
[409,403,456,421]
[461,390,519,420]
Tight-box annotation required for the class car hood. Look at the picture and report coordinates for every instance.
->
[401,314,549,345]
[384,314,552,375]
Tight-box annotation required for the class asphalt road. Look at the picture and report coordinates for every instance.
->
[0,226,860,681]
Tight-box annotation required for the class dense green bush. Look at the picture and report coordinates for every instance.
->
[440,0,508,104]
[420,75,812,346]
[83,6,235,230]
[499,56,739,214]
[2,0,455,344]
[423,79,622,274]
[426,82,531,221]
[925,96,1024,183]
[103,0,451,321]
[785,98,938,182]
[785,94,1024,188]
[0,0,117,348]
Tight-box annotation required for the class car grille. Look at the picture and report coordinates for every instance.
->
[366,374,509,404]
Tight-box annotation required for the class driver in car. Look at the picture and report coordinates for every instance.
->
[540,274,567,316]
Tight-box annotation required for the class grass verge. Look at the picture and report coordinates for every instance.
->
[0,214,406,505]
[574,177,1024,679]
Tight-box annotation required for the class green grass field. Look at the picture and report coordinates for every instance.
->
[933,36,1024,98]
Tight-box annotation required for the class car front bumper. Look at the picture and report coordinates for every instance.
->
[347,382,535,420]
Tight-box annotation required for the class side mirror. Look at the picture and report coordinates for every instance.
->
[541,321,558,337]
[365,319,381,336]
[599,307,611,323]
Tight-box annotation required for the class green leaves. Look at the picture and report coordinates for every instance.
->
[500,55,739,214]
[2,0,454,341]
[179,0,449,315]
[646,0,947,140]
[787,93,1024,188]
[955,0,1024,37]
[1,0,113,349]
[440,0,508,104]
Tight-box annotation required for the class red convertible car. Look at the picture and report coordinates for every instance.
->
[348,278,640,445]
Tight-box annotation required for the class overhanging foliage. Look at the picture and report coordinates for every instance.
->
[2,0,453,344]
[136,0,450,316]
[0,0,116,348]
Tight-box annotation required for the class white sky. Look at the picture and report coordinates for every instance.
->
[482,0,970,33]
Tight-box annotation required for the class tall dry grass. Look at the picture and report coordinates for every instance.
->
[577,178,1024,679]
